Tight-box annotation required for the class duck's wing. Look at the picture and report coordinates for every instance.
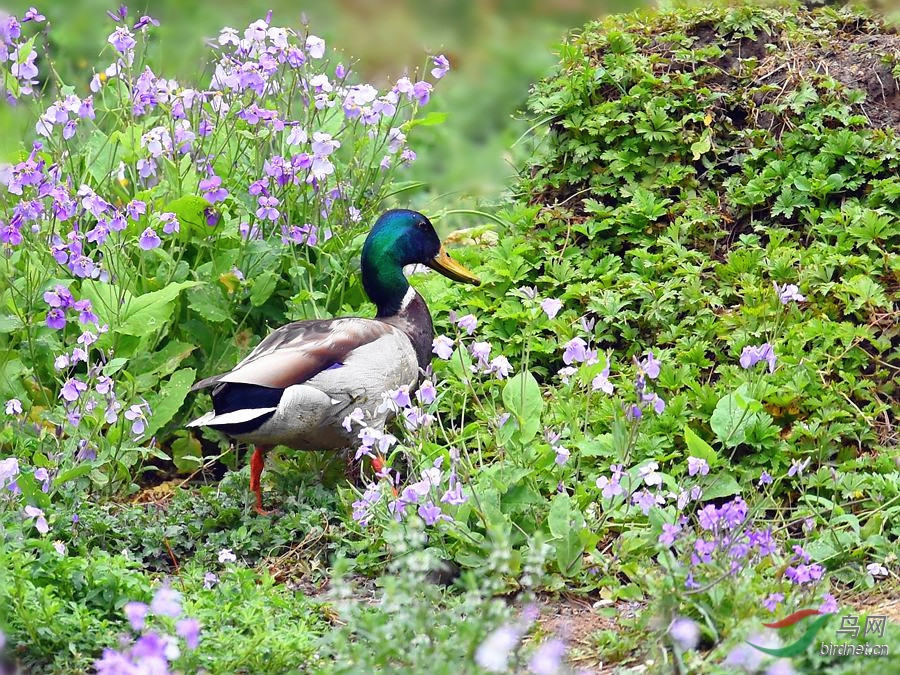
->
[191,318,397,391]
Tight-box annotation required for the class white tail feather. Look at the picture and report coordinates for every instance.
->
[186,407,278,428]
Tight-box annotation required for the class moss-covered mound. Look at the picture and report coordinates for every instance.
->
[506,0,898,469]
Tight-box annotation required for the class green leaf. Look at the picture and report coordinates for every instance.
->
[548,494,585,576]
[143,368,196,437]
[710,385,757,448]
[548,493,574,538]
[683,426,718,467]
[118,281,198,336]
[131,341,196,379]
[690,132,712,160]
[166,195,214,236]
[102,357,129,376]
[501,371,543,444]
[171,433,204,472]
[54,464,94,487]
[250,271,279,307]
[407,111,448,128]
[702,472,742,500]
[0,314,23,333]
[556,530,584,576]
[187,285,233,324]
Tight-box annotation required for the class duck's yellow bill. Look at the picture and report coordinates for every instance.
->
[426,246,480,285]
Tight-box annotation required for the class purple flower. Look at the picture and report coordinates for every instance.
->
[488,355,512,379]
[553,445,570,466]
[124,403,148,435]
[470,341,491,369]
[431,54,450,79]
[124,601,149,630]
[774,282,806,304]
[763,593,784,612]
[528,638,565,675]
[540,297,563,320]
[218,548,237,563]
[417,502,446,526]
[133,15,159,31]
[867,562,889,578]
[687,456,709,477]
[591,359,614,394]
[638,352,661,379]
[341,407,365,432]
[562,337,588,365]
[739,343,777,372]
[60,378,88,402]
[24,505,49,534]
[819,593,838,613]
[632,489,658,515]
[200,175,228,203]
[759,471,773,486]
[1,457,20,490]
[416,380,437,405]
[412,81,432,105]
[596,469,623,499]
[432,336,454,360]
[150,586,181,618]
[44,285,74,309]
[34,467,50,492]
[456,313,477,335]
[441,476,467,506]
[788,457,810,478]
[203,572,219,589]
[5,398,23,416]
[389,387,412,409]
[475,624,520,672]
[668,618,700,651]
[23,7,46,22]
[785,563,825,585]
[160,212,179,235]
[176,618,200,650]
[305,35,325,58]
[108,26,136,54]
[658,522,681,547]
[138,228,161,250]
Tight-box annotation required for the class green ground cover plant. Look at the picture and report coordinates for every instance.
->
[0,1,898,673]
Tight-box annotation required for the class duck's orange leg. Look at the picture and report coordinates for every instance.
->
[249,445,275,516]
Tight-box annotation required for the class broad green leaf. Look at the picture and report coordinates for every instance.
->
[683,426,718,466]
[548,494,585,576]
[131,341,196,379]
[102,358,129,376]
[690,132,712,160]
[501,371,543,443]
[171,433,204,472]
[407,111,448,128]
[250,271,279,307]
[117,281,198,336]
[187,285,233,324]
[143,368,196,437]
[0,314,23,333]
[556,530,584,577]
[701,472,742,500]
[165,195,214,236]
[710,385,757,448]
[54,464,94,487]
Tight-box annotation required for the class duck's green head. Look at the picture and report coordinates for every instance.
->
[361,209,480,316]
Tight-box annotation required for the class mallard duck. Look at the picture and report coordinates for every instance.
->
[187,209,480,514]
